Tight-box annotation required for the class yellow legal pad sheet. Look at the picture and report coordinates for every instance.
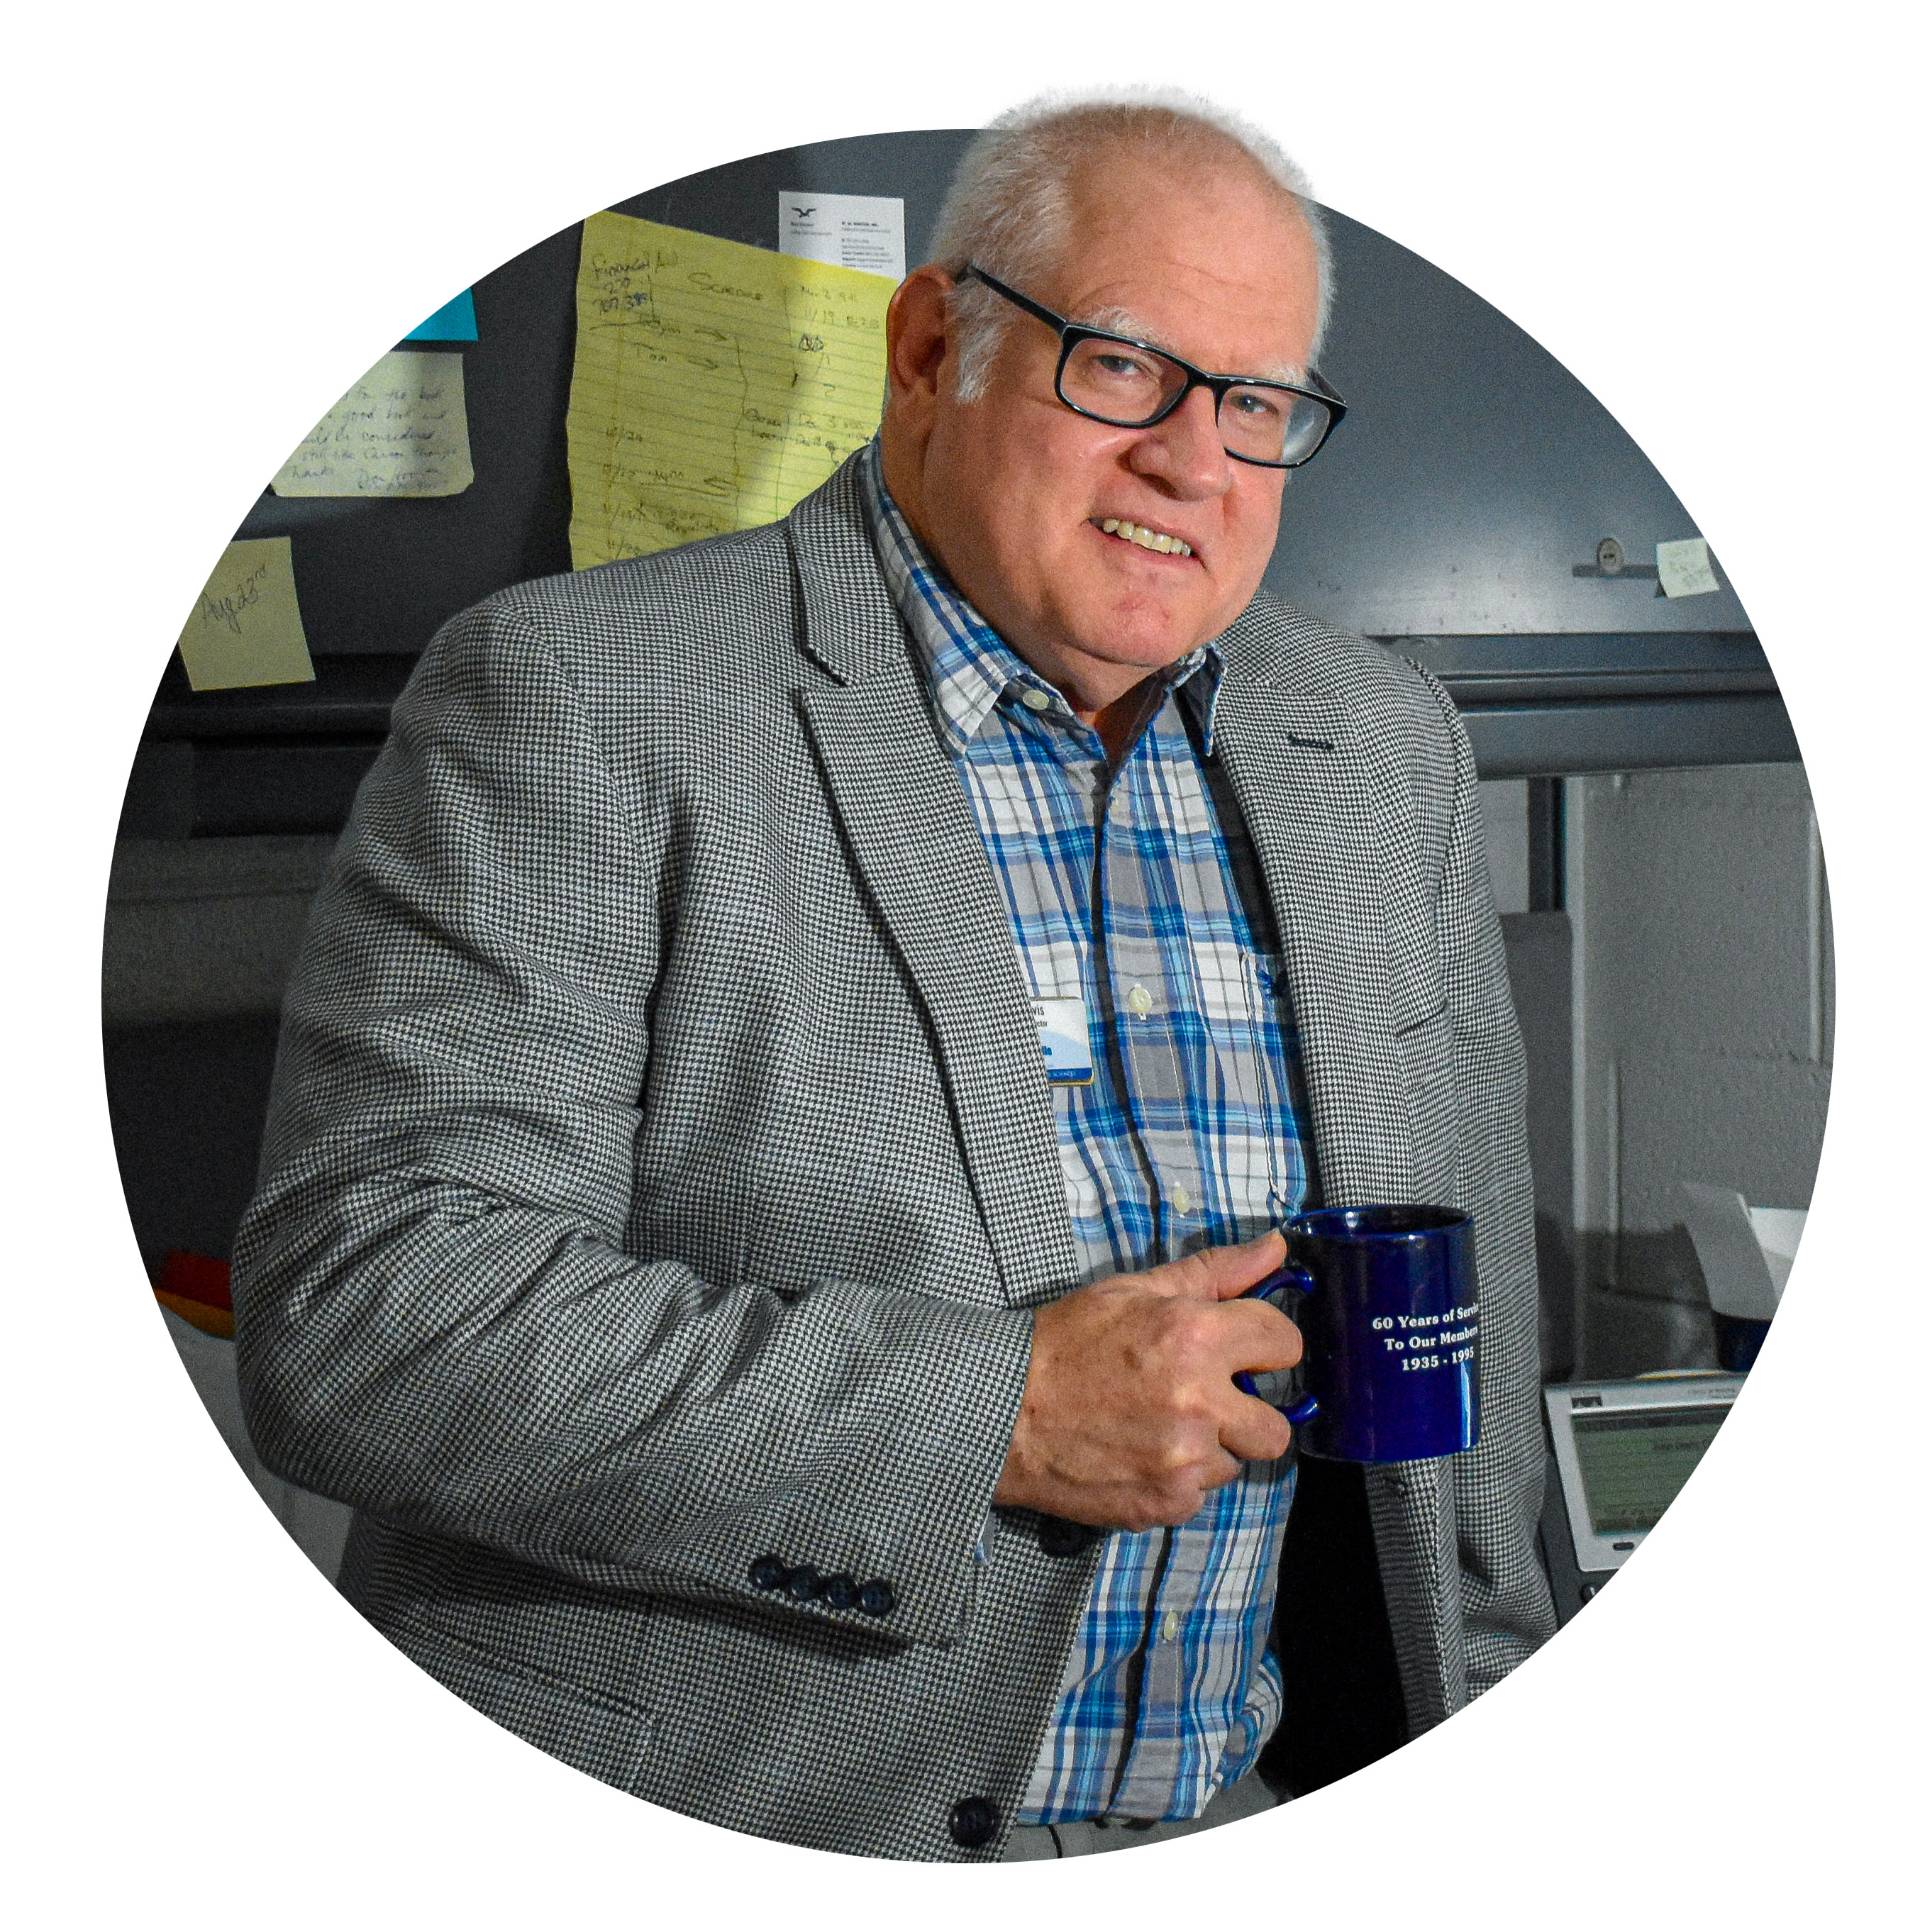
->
[566,211,893,568]
[271,349,474,498]
[177,536,315,691]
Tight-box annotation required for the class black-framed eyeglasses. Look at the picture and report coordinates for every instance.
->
[955,262,1346,470]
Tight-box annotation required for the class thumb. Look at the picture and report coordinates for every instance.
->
[1175,1229,1291,1301]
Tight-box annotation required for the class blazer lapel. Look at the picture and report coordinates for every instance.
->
[1212,620,1456,1699]
[1210,627,1419,1211]
[785,465,1081,1312]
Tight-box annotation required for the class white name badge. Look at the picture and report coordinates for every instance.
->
[1032,995,1093,1084]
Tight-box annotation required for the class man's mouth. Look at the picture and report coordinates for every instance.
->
[1095,517,1194,558]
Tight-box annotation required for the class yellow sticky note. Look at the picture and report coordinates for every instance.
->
[566,211,893,568]
[271,349,474,498]
[177,537,315,691]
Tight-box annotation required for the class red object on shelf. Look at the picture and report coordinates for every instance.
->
[158,1250,232,1314]
[154,1288,235,1340]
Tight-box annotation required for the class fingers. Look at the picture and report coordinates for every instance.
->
[1000,1244,1306,1530]
[1176,1228,1292,1301]
[1222,1295,1305,1374]
[1167,1407,1294,1516]
[1217,1392,1294,1465]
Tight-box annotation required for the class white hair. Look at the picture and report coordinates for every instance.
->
[926,87,1337,402]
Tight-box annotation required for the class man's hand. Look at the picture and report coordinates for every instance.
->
[994,1231,1305,1532]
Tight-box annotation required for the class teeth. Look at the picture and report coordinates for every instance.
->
[1100,518,1191,557]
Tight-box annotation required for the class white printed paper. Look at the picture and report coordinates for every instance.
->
[1032,996,1092,1085]
[1748,1205,1806,1297]
[1656,537,1720,598]
[1677,1181,1798,1321]
[778,191,906,280]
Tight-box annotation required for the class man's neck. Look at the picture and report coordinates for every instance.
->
[1084,677,1162,761]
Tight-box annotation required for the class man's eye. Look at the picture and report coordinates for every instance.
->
[1090,351,1154,380]
[1228,389,1289,421]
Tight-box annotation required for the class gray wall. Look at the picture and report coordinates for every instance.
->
[103,835,336,1277]
[1564,763,1832,1373]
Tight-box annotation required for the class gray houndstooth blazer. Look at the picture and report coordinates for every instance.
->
[232,451,1554,1862]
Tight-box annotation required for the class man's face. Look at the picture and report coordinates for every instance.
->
[883,152,1321,712]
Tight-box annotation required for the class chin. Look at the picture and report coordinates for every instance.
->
[1102,595,1219,651]
[1100,624,1212,673]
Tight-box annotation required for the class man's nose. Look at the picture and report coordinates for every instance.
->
[1126,383,1233,498]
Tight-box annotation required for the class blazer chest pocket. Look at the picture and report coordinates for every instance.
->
[1395,1004,1460,1201]
[385,1621,656,1797]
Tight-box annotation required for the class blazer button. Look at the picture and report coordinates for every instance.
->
[785,1564,825,1602]
[824,1573,859,1609]
[748,1555,787,1591]
[948,1796,1001,1850]
[857,1579,897,1617]
[1036,1516,1098,1558]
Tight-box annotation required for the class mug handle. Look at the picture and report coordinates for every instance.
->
[1233,1267,1320,1423]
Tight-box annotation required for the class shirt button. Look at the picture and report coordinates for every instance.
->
[1126,985,1153,1016]
[1171,1184,1194,1214]
[1020,687,1052,712]
[1159,1612,1182,1642]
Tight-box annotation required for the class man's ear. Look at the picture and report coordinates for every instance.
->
[885,265,958,424]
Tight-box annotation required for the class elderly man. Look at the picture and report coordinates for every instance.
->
[234,92,1555,1864]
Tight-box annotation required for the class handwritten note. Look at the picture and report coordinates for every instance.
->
[270,350,474,498]
[1656,536,1720,598]
[176,537,315,691]
[566,211,893,568]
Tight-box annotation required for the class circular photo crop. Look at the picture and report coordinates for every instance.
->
[102,106,1829,1864]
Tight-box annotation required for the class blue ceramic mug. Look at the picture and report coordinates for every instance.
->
[1235,1204,1480,1464]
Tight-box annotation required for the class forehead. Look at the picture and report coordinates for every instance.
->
[1043,149,1319,376]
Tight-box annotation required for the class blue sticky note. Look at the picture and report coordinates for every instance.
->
[405,288,478,342]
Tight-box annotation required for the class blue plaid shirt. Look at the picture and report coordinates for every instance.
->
[858,445,1319,1823]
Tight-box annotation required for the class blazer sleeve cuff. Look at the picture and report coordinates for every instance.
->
[631,1286,1034,1651]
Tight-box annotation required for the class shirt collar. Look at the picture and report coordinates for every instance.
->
[855,441,1224,758]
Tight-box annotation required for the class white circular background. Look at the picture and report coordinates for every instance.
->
[15,6,1903,1912]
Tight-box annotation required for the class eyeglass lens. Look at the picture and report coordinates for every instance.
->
[1060,335,1331,466]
